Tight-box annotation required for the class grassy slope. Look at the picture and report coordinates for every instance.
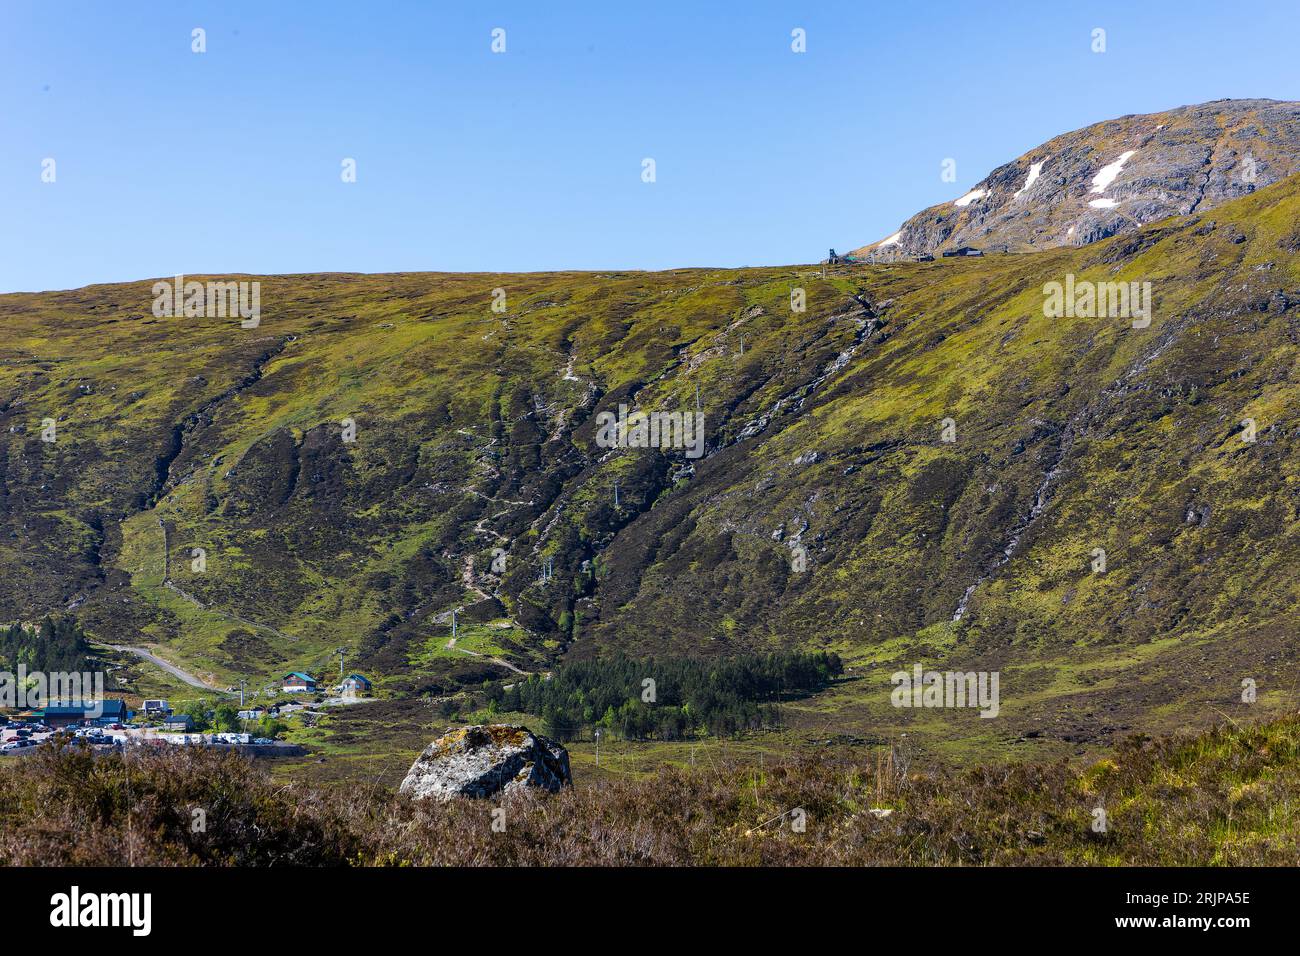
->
[1,176,1299,766]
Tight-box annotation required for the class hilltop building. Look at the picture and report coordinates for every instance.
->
[337,674,373,699]
[282,672,318,694]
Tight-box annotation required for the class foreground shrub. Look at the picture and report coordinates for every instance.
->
[1,714,1297,866]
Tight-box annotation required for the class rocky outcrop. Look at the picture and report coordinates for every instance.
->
[399,725,572,801]
[852,98,1300,259]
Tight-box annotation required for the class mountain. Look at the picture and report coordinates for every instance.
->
[4,125,1300,757]
[851,98,1300,258]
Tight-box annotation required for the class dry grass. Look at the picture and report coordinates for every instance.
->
[2,712,1297,866]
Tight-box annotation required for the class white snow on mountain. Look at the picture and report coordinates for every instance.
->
[1088,197,1119,209]
[1014,159,1046,198]
[1090,150,1136,193]
[878,231,901,247]
[954,188,987,207]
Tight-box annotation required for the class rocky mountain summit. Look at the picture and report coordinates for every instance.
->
[399,725,572,800]
[852,98,1300,258]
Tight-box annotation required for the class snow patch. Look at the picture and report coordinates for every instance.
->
[1014,159,1046,198]
[878,231,901,247]
[1088,197,1119,209]
[1090,150,1136,193]
[953,188,987,207]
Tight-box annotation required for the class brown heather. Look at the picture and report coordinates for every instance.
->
[1,712,1297,866]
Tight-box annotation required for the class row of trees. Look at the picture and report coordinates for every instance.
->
[489,650,843,741]
[0,617,93,674]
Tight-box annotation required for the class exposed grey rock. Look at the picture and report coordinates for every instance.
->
[853,99,1300,259]
[399,724,572,801]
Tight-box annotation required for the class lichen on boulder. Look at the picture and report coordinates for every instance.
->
[399,725,572,801]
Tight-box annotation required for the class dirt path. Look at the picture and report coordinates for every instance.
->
[105,644,227,692]
[450,644,531,676]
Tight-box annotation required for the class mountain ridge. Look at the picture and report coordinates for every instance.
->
[851,97,1300,259]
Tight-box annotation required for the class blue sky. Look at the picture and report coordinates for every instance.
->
[2,0,1298,292]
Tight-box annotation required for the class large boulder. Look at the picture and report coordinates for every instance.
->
[399,725,571,801]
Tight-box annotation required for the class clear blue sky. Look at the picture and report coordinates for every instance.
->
[2,0,1298,292]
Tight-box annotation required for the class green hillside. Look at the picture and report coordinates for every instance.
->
[3,174,1299,758]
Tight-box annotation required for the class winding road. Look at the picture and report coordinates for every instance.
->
[105,645,226,692]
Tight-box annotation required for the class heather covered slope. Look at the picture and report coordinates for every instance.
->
[3,713,1299,865]
[1,173,1299,748]
[852,98,1300,258]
